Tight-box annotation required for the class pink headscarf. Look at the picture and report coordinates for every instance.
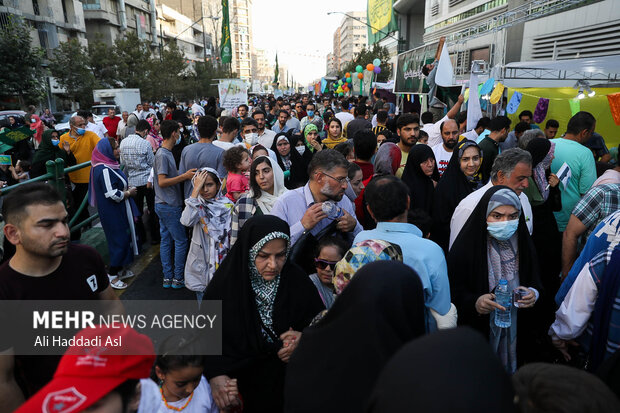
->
[30,114,44,144]
[146,116,163,152]
[89,138,120,206]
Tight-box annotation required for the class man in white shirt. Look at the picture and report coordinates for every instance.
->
[461,116,490,142]
[78,110,107,139]
[450,148,534,249]
[421,95,464,147]
[213,116,241,151]
[335,102,355,130]
[253,109,276,148]
[431,119,459,176]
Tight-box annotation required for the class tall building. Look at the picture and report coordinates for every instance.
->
[328,11,367,75]
[81,0,157,46]
[0,0,88,110]
[228,0,253,79]
[252,48,271,83]
[338,11,367,69]
[326,52,336,76]
[156,3,206,63]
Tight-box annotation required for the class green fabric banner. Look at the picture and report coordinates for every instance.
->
[274,53,279,84]
[220,0,232,64]
[367,0,399,44]
[0,126,34,147]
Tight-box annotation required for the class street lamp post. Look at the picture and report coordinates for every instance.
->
[327,11,402,46]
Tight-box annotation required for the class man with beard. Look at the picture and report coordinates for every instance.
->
[478,116,512,183]
[432,119,459,176]
[272,150,362,245]
[395,114,421,178]
[0,183,118,411]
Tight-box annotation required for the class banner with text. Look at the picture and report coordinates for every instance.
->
[218,79,248,110]
[367,0,399,44]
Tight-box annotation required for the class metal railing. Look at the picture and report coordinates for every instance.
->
[0,159,98,233]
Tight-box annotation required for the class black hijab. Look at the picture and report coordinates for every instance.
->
[400,144,439,215]
[271,130,309,189]
[366,327,516,412]
[431,140,482,252]
[447,185,542,341]
[203,215,324,379]
[284,261,426,413]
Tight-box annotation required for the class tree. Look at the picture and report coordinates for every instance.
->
[339,44,392,82]
[114,32,154,97]
[150,40,188,99]
[0,16,46,106]
[88,35,120,89]
[48,38,96,106]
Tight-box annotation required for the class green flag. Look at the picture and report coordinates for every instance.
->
[367,0,399,44]
[274,53,279,84]
[220,0,232,64]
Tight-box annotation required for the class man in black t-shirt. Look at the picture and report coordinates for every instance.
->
[0,183,118,411]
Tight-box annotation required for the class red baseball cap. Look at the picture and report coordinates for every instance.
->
[16,326,155,413]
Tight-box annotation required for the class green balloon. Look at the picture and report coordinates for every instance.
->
[355,65,363,73]
[338,80,343,85]
[339,92,344,96]
[346,77,352,83]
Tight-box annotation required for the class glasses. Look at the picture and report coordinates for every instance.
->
[322,172,350,185]
[314,258,338,270]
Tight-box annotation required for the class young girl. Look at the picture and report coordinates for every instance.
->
[309,237,347,309]
[180,168,233,302]
[9,159,30,182]
[223,146,251,202]
[139,335,239,412]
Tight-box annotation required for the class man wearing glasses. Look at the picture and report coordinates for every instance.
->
[272,150,362,245]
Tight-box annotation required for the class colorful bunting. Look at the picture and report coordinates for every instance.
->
[490,83,505,104]
[506,92,523,114]
[533,98,550,123]
[568,98,581,117]
[607,92,620,126]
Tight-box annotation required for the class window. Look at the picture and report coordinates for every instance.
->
[81,0,101,10]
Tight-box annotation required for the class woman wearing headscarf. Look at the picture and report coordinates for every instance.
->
[30,129,77,178]
[231,155,288,245]
[205,96,217,117]
[299,123,322,161]
[270,131,309,189]
[181,167,233,299]
[203,215,324,412]
[89,138,139,290]
[431,140,482,253]
[524,138,562,328]
[29,114,44,149]
[448,186,543,373]
[123,112,139,138]
[367,328,515,412]
[321,118,347,149]
[145,116,163,152]
[284,261,426,413]
[400,144,439,216]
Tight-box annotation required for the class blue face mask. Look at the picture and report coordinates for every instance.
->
[76,128,86,136]
[487,219,519,241]
[51,139,60,146]
[175,136,182,145]
[307,110,314,117]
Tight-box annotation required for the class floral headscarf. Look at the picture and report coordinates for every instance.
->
[249,231,291,341]
[333,239,403,295]
[146,116,163,150]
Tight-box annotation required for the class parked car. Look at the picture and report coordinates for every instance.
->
[0,110,27,129]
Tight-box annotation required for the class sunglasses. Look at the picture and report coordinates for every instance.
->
[314,258,338,270]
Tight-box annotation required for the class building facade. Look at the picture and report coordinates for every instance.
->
[229,0,253,79]
[328,11,367,76]
[326,52,336,76]
[416,0,620,81]
[252,48,271,83]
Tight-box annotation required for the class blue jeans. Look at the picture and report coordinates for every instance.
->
[155,203,188,282]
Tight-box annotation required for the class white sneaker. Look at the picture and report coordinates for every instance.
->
[108,275,128,289]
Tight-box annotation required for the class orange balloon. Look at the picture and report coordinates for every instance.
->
[345,72,351,78]
[366,64,374,71]
[357,73,363,79]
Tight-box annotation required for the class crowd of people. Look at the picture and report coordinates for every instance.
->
[1,91,620,412]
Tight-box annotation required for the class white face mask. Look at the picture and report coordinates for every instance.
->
[244,132,258,146]
[179,127,184,133]
[296,145,306,155]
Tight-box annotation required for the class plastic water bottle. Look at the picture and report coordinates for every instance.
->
[322,201,344,220]
[494,278,512,328]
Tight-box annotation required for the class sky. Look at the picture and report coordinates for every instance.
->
[252,0,367,86]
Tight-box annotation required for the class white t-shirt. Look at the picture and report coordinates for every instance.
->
[258,129,277,149]
[213,140,241,151]
[87,122,107,139]
[335,112,354,128]
[138,377,218,413]
[431,143,452,176]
